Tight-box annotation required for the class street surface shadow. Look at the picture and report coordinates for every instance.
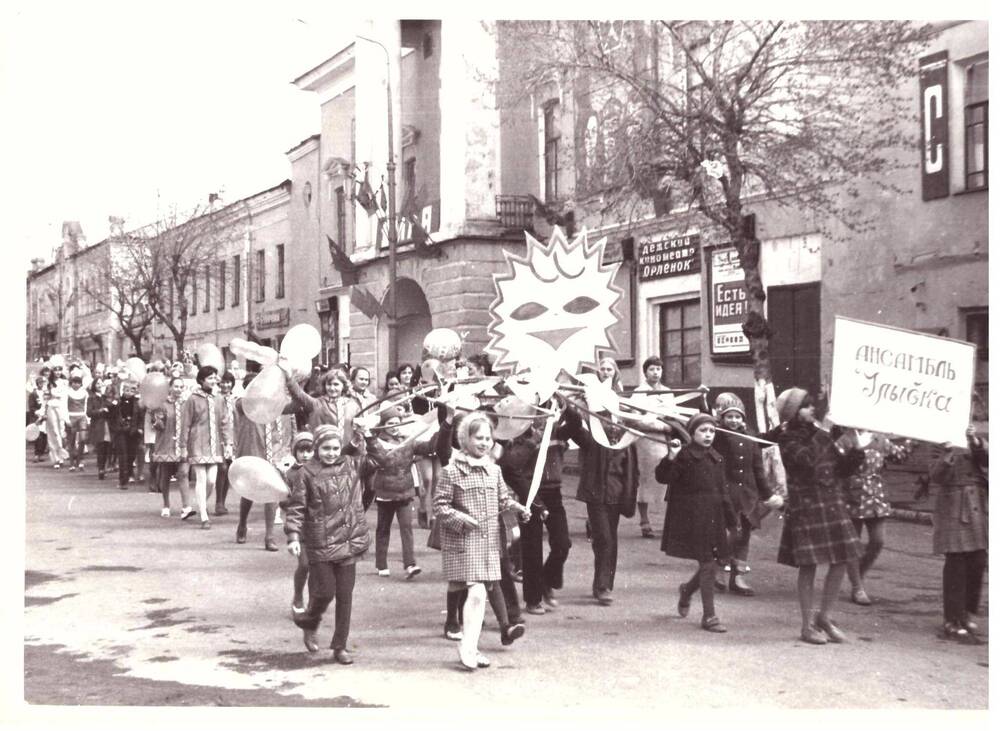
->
[25,570,63,589]
[25,593,78,607]
[873,594,941,616]
[217,648,333,673]
[185,624,232,634]
[141,597,170,604]
[80,565,143,572]
[130,607,193,631]
[148,655,180,663]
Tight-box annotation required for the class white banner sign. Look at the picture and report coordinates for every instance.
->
[828,317,975,445]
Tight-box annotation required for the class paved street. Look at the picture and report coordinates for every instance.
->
[23,455,988,710]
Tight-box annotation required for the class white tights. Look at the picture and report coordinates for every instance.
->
[191,464,217,521]
[459,583,487,668]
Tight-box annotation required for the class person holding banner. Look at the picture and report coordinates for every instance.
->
[433,412,531,670]
[769,388,865,645]
[916,424,988,644]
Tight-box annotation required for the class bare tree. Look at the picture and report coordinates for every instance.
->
[498,20,936,425]
[44,247,77,355]
[123,201,240,356]
[79,235,156,359]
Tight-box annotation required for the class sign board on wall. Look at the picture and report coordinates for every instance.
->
[637,234,700,281]
[376,201,441,251]
[919,51,949,201]
[709,247,751,356]
[255,307,290,330]
[828,316,975,445]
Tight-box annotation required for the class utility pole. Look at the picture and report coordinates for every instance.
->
[358,32,398,372]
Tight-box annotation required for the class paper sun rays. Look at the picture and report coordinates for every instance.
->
[486,228,623,402]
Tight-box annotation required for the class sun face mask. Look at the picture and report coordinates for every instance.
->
[487,228,623,402]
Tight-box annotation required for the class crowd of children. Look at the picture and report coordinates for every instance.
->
[26,350,989,668]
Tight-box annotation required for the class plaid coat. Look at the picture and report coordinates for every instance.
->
[433,453,523,582]
[771,421,864,567]
[928,437,988,554]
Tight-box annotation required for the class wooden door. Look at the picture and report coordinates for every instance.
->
[767,283,821,397]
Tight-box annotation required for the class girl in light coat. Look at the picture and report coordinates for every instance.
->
[179,366,227,528]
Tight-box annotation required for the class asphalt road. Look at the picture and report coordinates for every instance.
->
[21,456,988,710]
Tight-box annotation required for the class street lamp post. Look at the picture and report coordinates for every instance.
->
[357,33,398,372]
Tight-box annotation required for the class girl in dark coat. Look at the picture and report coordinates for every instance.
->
[656,412,734,632]
[284,424,370,665]
[712,393,784,596]
[768,388,865,645]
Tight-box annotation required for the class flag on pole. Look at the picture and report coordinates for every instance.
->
[352,165,378,217]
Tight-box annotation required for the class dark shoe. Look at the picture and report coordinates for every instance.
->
[501,623,525,646]
[235,524,247,544]
[714,569,728,592]
[595,589,613,606]
[701,616,728,633]
[525,603,546,615]
[851,587,872,606]
[815,616,847,643]
[677,583,692,618]
[98,471,105,480]
[118,484,129,491]
[180,507,196,521]
[405,565,422,580]
[333,649,354,665]
[302,628,319,653]
[444,624,463,641]
[264,538,279,552]
[214,506,229,516]
[641,524,655,539]
[942,622,982,645]
[800,625,828,645]
[730,573,756,597]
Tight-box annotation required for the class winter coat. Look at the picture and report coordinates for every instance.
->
[108,395,143,437]
[365,432,435,501]
[231,398,294,466]
[928,436,988,554]
[496,420,571,503]
[179,389,226,464]
[286,377,361,451]
[656,445,734,562]
[434,452,524,582]
[86,391,112,445]
[713,430,772,528]
[770,420,864,567]
[283,455,370,565]
[562,406,639,517]
[150,397,186,462]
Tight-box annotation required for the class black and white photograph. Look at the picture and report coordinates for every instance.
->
[3,1,992,725]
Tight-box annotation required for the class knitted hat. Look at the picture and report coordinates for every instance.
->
[714,392,746,418]
[687,412,717,434]
[313,424,342,449]
[379,405,404,425]
[291,431,314,453]
[775,387,809,424]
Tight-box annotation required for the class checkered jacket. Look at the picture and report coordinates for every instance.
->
[434,453,523,582]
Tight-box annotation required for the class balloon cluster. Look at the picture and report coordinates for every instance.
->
[236,324,322,425]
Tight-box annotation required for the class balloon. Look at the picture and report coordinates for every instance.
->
[280,324,322,363]
[229,337,279,367]
[493,395,537,441]
[228,456,289,504]
[48,354,66,369]
[196,343,225,373]
[421,358,442,383]
[422,328,462,361]
[126,357,147,381]
[25,424,40,442]
[241,365,290,424]
[138,373,170,409]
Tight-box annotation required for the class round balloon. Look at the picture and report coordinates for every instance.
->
[280,324,322,363]
[230,337,279,367]
[422,328,462,361]
[25,423,40,442]
[126,357,147,381]
[242,365,290,424]
[139,372,170,409]
[493,395,537,441]
[228,456,289,503]
[48,354,66,369]
[196,343,225,373]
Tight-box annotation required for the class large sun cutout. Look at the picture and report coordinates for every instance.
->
[486,227,623,401]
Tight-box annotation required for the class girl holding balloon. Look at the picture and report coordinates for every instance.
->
[179,366,228,529]
[281,366,361,451]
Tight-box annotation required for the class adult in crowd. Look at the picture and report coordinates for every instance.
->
[179,365,227,529]
[632,356,673,539]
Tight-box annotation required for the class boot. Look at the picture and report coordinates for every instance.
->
[714,566,728,592]
[729,565,755,597]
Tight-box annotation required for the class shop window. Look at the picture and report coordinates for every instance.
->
[658,298,701,387]
[964,61,988,191]
[544,101,560,202]
[217,260,226,310]
[231,254,240,307]
[276,244,285,300]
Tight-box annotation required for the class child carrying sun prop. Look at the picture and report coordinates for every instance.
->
[487,227,623,401]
